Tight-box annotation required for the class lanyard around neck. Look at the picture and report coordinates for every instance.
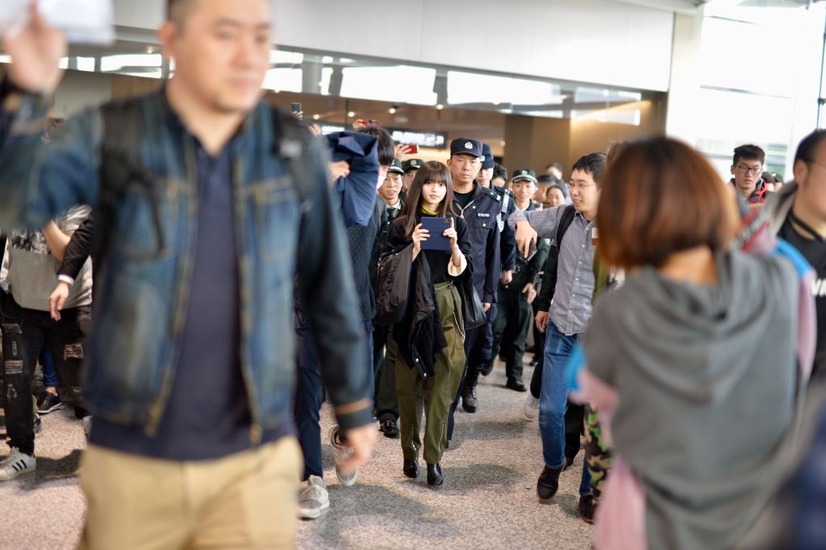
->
[790,210,826,243]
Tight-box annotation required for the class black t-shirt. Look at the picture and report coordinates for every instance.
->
[454,190,474,210]
[779,216,826,380]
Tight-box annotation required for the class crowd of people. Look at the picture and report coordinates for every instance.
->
[1,0,826,549]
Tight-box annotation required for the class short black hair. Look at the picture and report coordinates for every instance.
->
[167,0,196,23]
[357,126,395,167]
[795,130,826,163]
[572,152,607,184]
[493,162,508,182]
[732,144,765,166]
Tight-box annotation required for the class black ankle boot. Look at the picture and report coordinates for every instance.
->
[403,458,419,479]
[536,465,562,499]
[427,463,443,487]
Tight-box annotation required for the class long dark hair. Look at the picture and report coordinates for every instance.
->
[401,161,455,238]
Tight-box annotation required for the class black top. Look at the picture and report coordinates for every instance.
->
[346,198,383,320]
[454,190,474,210]
[387,212,470,284]
[779,216,826,380]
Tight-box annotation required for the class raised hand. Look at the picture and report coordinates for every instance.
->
[515,220,537,258]
[443,217,458,250]
[2,2,66,94]
[411,223,429,258]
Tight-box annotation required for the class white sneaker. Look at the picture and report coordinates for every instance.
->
[82,416,92,439]
[0,448,36,481]
[524,394,539,421]
[298,475,330,519]
[328,426,357,486]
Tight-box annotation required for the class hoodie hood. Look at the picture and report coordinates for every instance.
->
[601,250,794,404]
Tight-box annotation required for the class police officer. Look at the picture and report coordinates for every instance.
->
[400,158,423,202]
[491,169,549,391]
[477,143,517,380]
[444,138,501,436]
[374,158,406,439]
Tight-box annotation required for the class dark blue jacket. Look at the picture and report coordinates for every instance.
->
[492,185,517,272]
[453,183,501,304]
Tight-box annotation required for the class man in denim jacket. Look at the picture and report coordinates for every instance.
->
[0,0,375,547]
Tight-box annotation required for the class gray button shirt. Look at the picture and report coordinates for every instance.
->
[509,205,596,335]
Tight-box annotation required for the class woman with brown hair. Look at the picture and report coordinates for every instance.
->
[384,161,473,487]
[579,137,814,549]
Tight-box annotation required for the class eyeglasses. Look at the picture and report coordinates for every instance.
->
[567,182,596,190]
[735,164,762,176]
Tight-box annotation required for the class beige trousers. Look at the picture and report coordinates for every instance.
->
[77,437,301,550]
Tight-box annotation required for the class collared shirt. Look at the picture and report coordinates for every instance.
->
[509,205,596,335]
[386,199,402,221]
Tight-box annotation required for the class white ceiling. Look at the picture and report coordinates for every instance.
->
[612,0,821,14]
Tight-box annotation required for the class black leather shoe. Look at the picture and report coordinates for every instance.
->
[480,358,495,376]
[506,379,527,392]
[403,459,419,479]
[536,466,562,499]
[462,384,478,413]
[427,463,443,487]
[380,418,400,439]
[578,494,596,524]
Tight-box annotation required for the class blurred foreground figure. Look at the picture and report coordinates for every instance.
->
[0,0,375,547]
[577,137,815,550]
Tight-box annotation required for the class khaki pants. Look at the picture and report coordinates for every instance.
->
[78,437,302,550]
[396,283,465,465]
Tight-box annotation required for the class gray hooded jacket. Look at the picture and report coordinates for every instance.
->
[584,249,804,549]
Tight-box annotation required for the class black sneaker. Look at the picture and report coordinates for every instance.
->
[37,393,64,415]
[577,494,596,524]
[462,384,478,413]
[506,379,527,392]
[536,465,561,500]
[379,418,400,439]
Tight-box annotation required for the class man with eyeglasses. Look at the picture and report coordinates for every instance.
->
[731,144,770,204]
[764,130,826,382]
[510,152,606,523]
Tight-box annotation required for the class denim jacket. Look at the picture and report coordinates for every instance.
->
[0,87,372,439]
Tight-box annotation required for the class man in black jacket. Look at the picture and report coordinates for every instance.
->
[445,138,501,439]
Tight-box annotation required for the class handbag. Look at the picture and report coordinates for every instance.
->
[375,245,413,325]
[458,274,486,330]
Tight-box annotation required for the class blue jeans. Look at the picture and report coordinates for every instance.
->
[293,310,373,480]
[41,345,58,388]
[293,309,324,480]
[539,321,591,496]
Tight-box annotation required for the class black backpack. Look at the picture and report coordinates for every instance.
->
[534,204,576,312]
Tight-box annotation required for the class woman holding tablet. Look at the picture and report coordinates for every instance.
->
[384,161,473,487]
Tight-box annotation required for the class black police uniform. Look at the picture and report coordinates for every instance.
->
[491,199,550,387]
[447,182,501,433]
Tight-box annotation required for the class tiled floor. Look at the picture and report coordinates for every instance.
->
[1,359,593,549]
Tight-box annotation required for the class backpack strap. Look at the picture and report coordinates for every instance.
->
[535,204,577,311]
[555,204,577,247]
[97,101,164,267]
[269,108,319,205]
